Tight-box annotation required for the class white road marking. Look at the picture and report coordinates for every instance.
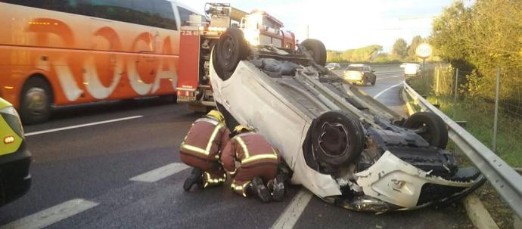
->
[130,163,190,183]
[373,82,404,99]
[271,189,314,229]
[25,116,142,136]
[378,75,401,80]
[0,199,98,229]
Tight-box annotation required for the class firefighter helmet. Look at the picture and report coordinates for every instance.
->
[206,110,225,123]
[233,124,254,133]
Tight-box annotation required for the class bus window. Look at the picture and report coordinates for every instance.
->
[152,0,177,30]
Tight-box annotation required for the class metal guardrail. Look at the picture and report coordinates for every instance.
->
[402,82,522,218]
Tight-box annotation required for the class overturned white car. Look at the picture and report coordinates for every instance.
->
[209,28,485,212]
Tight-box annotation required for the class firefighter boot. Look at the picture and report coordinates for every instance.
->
[183,168,204,191]
[202,172,227,188]
[268,174,286,202]
[247,177,272,203]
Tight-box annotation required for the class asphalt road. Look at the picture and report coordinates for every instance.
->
[0,64,474,228]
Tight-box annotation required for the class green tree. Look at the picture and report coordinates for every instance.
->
[430,0,522,113]
[430,1,473,69]
[407,35,424,60]
[469,0,522,100]
[391,38,408,60]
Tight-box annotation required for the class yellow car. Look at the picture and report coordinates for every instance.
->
[342,64,377,86]
[0,97,31,206]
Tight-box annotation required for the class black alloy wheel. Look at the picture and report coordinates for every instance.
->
[403,112,449,149]
[212,28,250,81]
[310,110,365,167]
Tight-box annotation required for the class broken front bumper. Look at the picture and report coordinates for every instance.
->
[324,151,485,212]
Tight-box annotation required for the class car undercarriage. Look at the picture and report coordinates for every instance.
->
[209,28,485,213]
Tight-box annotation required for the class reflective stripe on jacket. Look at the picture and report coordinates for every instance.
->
[221,132,279,173]
[180,117,229,160]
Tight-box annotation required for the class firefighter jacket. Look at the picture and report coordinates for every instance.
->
[180,117,230,162]
[221,132,280,175]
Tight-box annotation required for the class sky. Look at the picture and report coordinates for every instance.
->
[178,0,456,52]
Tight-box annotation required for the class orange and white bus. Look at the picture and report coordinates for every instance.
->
[0,0,200,124]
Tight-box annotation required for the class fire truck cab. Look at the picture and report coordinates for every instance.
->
[176,3,296,112]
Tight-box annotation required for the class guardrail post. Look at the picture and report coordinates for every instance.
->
[454,68,459,101]
[492,67,500,152]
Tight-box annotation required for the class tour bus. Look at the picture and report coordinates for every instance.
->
[0,0,201,124]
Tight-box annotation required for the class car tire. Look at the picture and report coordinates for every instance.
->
[371,78,376,86]
[212,28,250,81]
[300,39,327,66]
[403,112,448,149]
[310,110,365,167]
[20,77,52,124]
[362,76,368,86]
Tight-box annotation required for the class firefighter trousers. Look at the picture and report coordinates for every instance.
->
[180,152,226,187]
[230,162,278,197]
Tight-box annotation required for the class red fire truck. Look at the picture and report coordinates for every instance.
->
[176,3,297,112]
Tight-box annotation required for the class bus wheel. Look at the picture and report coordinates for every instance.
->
[20,77,52,124]
[403,112,448,149]
[311,110,365,167]
[301,39,327,66]
[212,28,250,81]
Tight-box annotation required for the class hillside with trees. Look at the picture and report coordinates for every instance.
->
[326,45,383,63]
[326,37,426,63]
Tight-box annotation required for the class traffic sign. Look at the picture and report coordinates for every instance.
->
[416,43,432,59]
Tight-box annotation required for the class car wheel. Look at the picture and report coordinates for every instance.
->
[311,110,365,167]
[371,78,376,86]
[20,77,52,124]
[300,39,327,66]
[403,112,448,149]
[212,28,251,81]
[362,76,368,86]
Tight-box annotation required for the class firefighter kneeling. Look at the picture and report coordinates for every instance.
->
[221,125,286,202]
[179,110,230,191]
